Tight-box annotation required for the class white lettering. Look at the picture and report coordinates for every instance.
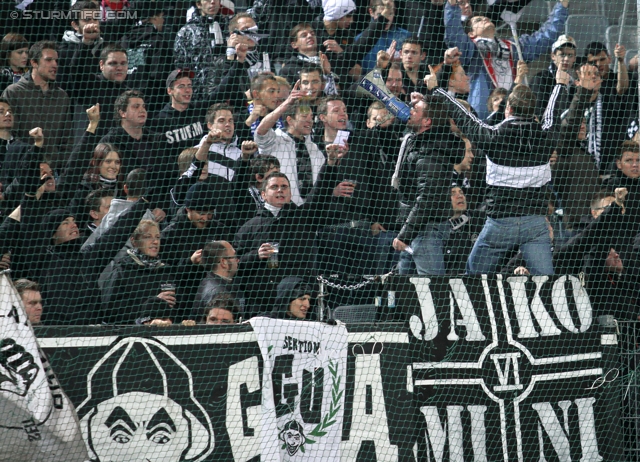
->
[507,276,561,338]
[226,357,261,461]
[552,276,592,334]
[468,406,488,461]
[409,278,439,341]
[165,130,175,143]
[172,128,182,142]
[421,405,487,461]
[532,398,602,461]
[575,398,602,462]
[491,353,523,391]
[449,279,486,342]
[342,354,398,461]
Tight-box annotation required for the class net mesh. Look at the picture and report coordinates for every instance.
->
[0,0,637,460]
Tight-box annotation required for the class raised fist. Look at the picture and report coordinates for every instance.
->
[28,127,44,148]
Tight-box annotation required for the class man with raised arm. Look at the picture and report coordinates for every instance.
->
[429,49,602,275]
[254,81,326,206]
[444,0,569,120]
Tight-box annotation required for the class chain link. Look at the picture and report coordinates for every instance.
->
[317,271,394,291]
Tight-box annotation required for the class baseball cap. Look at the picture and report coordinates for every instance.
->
[552,35,577,53]
[323,0,357,21]
[166,69,195,88]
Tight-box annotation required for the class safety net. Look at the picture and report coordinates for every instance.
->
[0,0,638,460]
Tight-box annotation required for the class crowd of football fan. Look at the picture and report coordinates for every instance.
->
[0,0,638,325]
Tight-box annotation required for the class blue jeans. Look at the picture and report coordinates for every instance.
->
[398,222,451,275]
[466,216,554,275]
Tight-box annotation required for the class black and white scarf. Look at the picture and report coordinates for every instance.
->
[249,185,265,210]
[127,248,165,269]
[295,55,338,95]
[587,93,603,169]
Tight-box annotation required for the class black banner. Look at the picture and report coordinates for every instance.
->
[34,275,622,461]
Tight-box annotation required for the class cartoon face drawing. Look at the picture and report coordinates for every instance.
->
[0,338,38,397]
[86,392,191,462]
[76,338,214,462]
[279,420,306,456]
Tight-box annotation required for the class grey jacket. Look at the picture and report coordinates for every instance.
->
[1,73,72,168]
[82,198,156,249]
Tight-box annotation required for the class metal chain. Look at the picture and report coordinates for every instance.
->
[317,271,394,291]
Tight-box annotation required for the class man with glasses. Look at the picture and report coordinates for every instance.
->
[194,241,241,314]
[584,41,631,174]
[531,35,577,119]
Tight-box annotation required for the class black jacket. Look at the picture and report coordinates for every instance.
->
[102,249,199,324]
[443,210,485,275]
[161,208,226,267]
[530,64,575,120]
[270,276,316,320]
[233,164,338,313]
[57,35,105,97]
[194,273,232,316]
[350,124,405,230]
[435,86,561,218]
[34,200,149,325]
[553,86,601,227]
[73,74,132,138]
[0,67,22,94]
[99,126,176,208]
[551,202,636,319]
[396,128,466,244]
[120,23,175,114]
[321,133,384,227]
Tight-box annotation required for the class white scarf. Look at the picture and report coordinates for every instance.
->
[264,202,281,216]
[391,133,415,190]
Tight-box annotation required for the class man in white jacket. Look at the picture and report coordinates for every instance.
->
[254,83,325,205]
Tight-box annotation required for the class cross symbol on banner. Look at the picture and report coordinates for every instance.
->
[409,276,605,462]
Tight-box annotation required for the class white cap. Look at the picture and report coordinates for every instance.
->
[552,35,577,53]
[323,0,357,21]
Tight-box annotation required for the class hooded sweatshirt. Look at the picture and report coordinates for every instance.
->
[271,276,314,320]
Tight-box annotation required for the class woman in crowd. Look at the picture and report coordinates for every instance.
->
[0,33,28,92]
[271,276,315,320]
[101,219,202,324]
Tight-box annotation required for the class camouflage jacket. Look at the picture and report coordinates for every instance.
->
[173,13,231,97]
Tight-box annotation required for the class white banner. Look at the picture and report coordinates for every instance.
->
[0,273,87,462]
[250,317,348,462]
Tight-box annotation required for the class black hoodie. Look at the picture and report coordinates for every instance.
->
[271,276,314,320]
[34,200,148,325]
